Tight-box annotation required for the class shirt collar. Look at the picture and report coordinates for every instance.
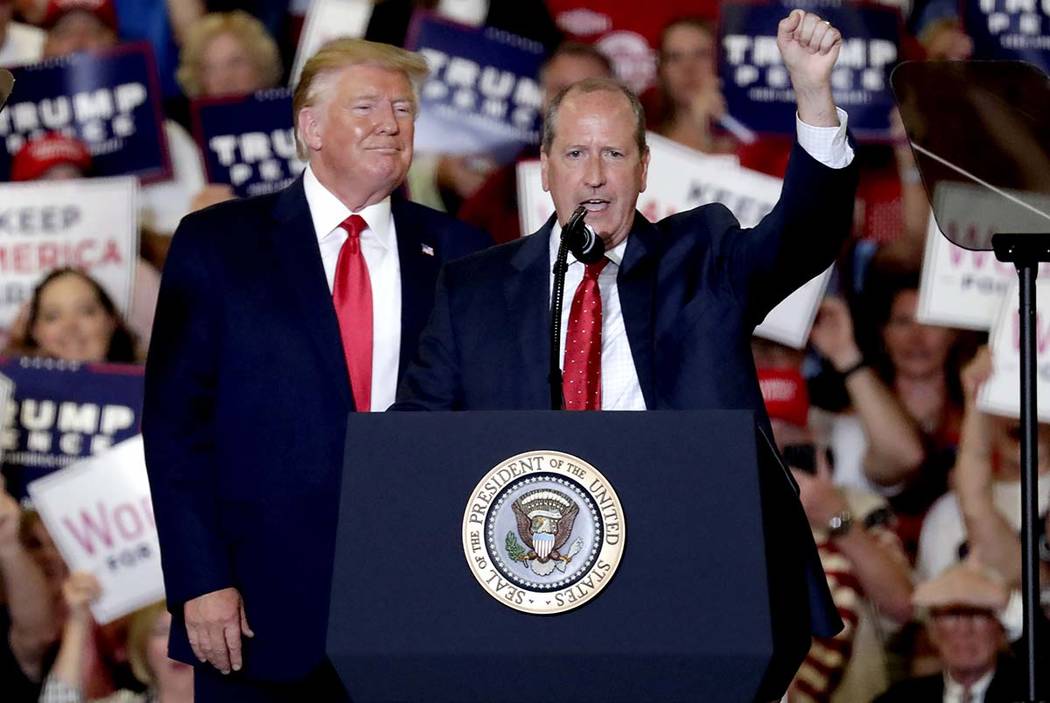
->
[303,164,394,250]
[944,668,995,702]
[547,220,628,268]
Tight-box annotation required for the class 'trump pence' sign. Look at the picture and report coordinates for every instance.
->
[517,133,830,348]
[28,435,163,623]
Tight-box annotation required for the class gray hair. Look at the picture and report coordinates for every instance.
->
[541,77,648,156]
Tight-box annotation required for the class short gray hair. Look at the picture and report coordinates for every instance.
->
[541,77,648,156]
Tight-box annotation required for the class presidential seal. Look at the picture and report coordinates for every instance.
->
[462,450,625,614]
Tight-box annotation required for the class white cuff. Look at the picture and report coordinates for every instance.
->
[796,107,854,169]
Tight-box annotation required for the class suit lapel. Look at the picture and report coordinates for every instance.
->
[391,196,442,379]
[618,213,659,408]
[506,220,555,408]
[269,177,352,408]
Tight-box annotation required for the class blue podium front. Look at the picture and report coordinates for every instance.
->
[326,410,826,703]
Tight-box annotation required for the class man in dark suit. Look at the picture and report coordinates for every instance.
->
[395,10,855,696]
[142,39,489,701]
[875,561,1025,702]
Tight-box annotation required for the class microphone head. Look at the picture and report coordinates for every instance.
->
[574,224,606,264]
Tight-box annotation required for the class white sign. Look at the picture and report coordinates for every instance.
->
[28,436,164,623]
[978,280,1050,422]
[291,0,372,85]
[0,176,138,333]
[517,133,830,348]
[918,213,1034,330]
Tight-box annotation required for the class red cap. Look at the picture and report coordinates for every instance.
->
[757,367,810,428]
[41,0,119,32]
[11,133,92,181]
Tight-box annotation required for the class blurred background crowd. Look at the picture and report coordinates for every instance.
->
[0,0,1047,702]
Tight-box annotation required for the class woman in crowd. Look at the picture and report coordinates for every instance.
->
[813,259,974,559]
[653,17,737,155]
[40,572,192,703]
[3,268,137,364]
[176,10,282,99]
[176,10,284,212]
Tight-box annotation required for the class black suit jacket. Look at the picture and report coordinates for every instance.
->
[142,177,490,681]
[874,657,1025,702]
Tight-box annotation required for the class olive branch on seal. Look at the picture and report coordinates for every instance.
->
[505,531,529,562]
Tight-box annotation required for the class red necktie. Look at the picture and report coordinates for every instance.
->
[333,214,372,412]
[563,258,609,410]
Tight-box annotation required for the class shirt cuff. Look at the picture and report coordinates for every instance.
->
[796,107,854,169]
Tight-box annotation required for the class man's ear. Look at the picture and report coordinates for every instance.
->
[298,107,323,152]
[638,146,650,194]
[540,150,550,193]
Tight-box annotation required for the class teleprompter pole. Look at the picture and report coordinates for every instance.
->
[992,233,1049,703]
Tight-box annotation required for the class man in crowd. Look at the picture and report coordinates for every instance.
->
[142,39,490,701]
[876,560,1024,702]
[395,9,857,697]
[756,357,913,702]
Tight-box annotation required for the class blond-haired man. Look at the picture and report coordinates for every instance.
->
[143,39,489,701]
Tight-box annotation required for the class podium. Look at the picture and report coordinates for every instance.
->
[327,410,829,703]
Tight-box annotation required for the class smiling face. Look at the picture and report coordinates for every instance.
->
[540,88,649,249]
[298,63,416,210]
[30,272,116,363]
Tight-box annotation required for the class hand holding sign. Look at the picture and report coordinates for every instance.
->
[62,571,103,624]
[777,10,842,126]
[184,586,253,674]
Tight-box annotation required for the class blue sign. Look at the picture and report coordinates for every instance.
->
[407,13,545,163]
[965,0,1050,72]
[0,357,144,500]
[719,1,901,140]
[0,43,172,183]
[192,88,305,198]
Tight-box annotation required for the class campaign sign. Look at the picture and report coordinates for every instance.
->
[719,1,900,139]
[192,89,305,198]
[290,0,373,85]
[28,435,164,623]
[965,0,1050,72]
[979,279,1050,421]
[0,176,138,333]
[517,133,831,348]
[408,14,545,163]
[0,357,143,500]
[917,181,1050,330]
[919,213,1050,331]
[0,43,172,183]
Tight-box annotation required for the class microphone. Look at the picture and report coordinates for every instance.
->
[562,205,606,264]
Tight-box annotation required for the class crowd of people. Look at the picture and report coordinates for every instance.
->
[0,1,1047,702]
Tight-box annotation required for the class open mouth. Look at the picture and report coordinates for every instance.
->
[578,198,609,212]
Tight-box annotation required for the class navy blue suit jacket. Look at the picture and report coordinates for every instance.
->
[394,142,858,661]
[142,177,490,681]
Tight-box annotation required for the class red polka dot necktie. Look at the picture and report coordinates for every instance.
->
[333,214,372,412]
[563,257,609,410]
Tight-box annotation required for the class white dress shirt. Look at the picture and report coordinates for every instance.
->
[548,110,854,410]
[943,669,994,703]
[303,165,402,412]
